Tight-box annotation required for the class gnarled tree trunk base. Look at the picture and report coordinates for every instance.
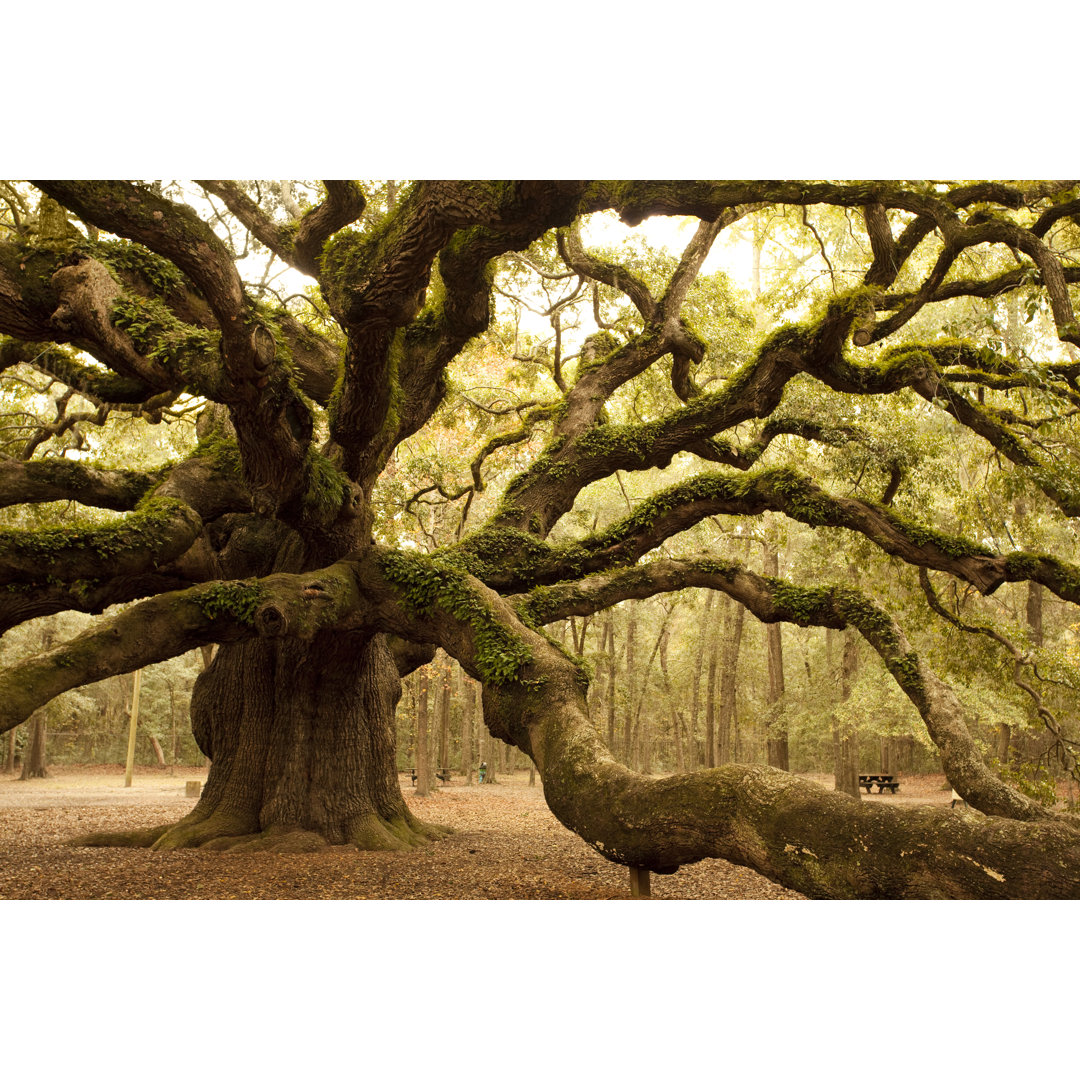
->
[72,632,452,853]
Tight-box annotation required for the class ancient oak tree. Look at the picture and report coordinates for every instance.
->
[2,180,1080,896]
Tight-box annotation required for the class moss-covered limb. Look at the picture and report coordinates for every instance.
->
[466,465,1029,598]
[35,182,254,362]
[580,180,962,229]
[0,496,203,587]
[878,265,1080,311]
[35,187,322,507]
[0,581,253,735]
[106,291,222,396]
[0,458,156,511]
[0,560,366,736]
[465,610,1080,897]
[511,555,1059,825]
[0,571,194,638]
[352,546,1078,893]
[489,336,799,536]
[0,337,162,405]
[198,181,367,280]
[538,753,1080,898]
[329,185,583,484]
[940,369,1080,410]
[368,548,534,686]
[556,220,659,319]
[50,256,190,391]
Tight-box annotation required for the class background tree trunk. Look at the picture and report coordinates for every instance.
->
[689,590,713,766]
[604,612,617,751]
[437,663,451,774]
[704,604,721,767]
[717,603,744,766]
[623,613,636,765]
[459,666,473,783]
[19,710,47,779]
[415,664,432,796]
[763,545,789,770]
[833,631,861,798]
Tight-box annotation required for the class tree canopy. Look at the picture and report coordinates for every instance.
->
[2,179,1080,897]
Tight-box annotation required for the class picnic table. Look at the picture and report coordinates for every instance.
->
[859,773,900,794]
[409,768,452,784]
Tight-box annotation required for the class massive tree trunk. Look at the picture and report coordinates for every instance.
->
[81,633,444,851]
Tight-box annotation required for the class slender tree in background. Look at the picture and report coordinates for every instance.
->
[3,180,1080,895]
[414,667,431,798]
[762,543,788,770]
[832,630,861,798]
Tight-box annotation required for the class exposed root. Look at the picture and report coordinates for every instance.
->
[205,828,330,853]
[345,810,436,850]
[70,807,451,853]
[151,810,257,851]
[72,823,173,848]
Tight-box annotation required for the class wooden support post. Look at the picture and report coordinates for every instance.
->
[629,866,651,899]
[124,668,142,789]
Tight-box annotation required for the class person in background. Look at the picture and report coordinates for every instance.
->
[478,760,487,784]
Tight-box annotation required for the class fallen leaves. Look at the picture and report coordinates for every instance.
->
[0,766,805,900]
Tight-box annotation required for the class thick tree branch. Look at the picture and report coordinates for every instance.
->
[0,560,366,735]
[355,548,1079,897]
[0,457,156,510]
[0,496,203,587]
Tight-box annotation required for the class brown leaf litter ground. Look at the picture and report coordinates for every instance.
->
[0,765,957,900]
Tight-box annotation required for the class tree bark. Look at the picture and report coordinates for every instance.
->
[717,603,744,766]
[763,545,789,771]
[835,632,861,797]
[19,710,47,779]
[622,613,636,764]
[704,601,722,767]
[604,613,622,747]
[688,590,713,765]
[80,634,443,850]
[415,663,432,797]
[438,663,451,773]
[459,666,473,782]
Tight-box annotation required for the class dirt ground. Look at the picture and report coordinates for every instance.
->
[0,765,959,900]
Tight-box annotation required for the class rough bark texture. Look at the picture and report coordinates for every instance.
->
[81,634,444,851]
[717,603,744,767]
[19,711,47,779]
[763,546,789,771]
[833,631,861,798]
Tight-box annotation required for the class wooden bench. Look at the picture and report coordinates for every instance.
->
[859,773,900,794]
[409,768,452,785]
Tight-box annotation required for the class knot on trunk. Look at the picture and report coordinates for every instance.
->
[254,602,289,637]
[850,292,881,347]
